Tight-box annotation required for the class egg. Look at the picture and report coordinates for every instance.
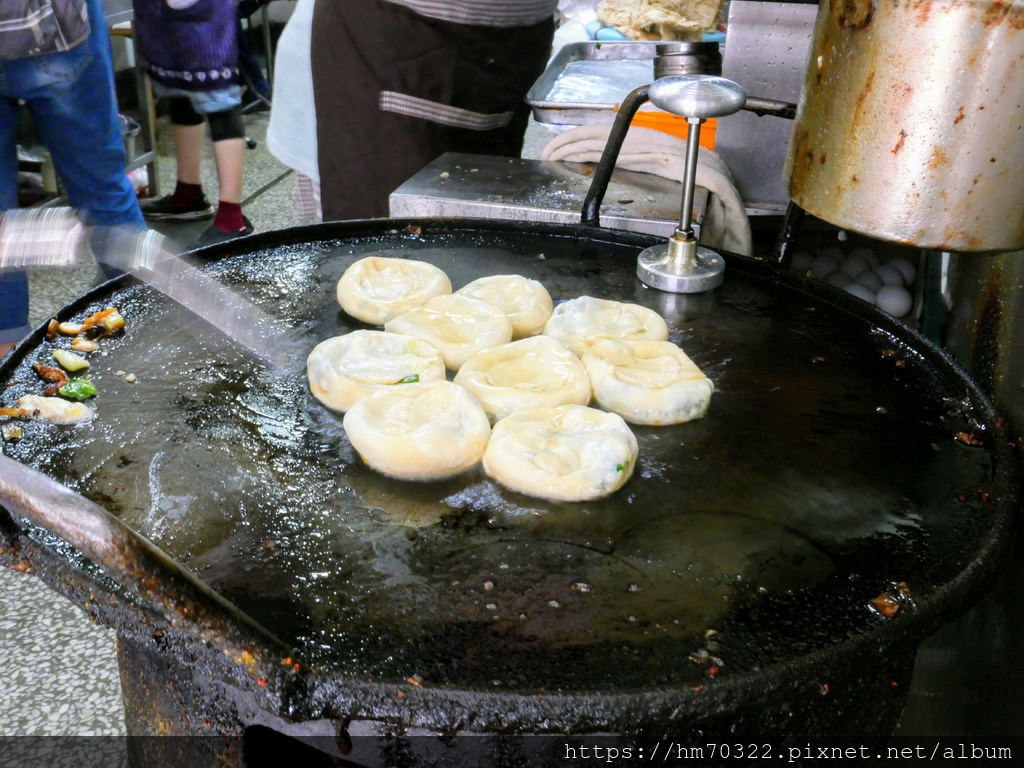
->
[818,245,845,261]
[791,250,814,272]
[849,247,880,270]
[844,283,876,304]
[875,265,905,287]
[876,285,913,317]
[854,270,883,292]
[887,257,917,285]
[841,253,870,278]
[811,253,841,281]
[824,270,852,288]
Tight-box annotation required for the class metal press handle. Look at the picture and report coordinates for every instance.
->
[580,84,651,229]
[647,75,747,237]
[631,75,747,294]
[579,86,797,230]
[0,454,295,678]
[743,96,798,120]
[0,210,296,368]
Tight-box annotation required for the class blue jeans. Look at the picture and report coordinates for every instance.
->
[0,0,144,344]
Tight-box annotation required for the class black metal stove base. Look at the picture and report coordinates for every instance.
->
[116,630,915,768]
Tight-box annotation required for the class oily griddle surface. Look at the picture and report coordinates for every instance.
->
[0,226,1000,692]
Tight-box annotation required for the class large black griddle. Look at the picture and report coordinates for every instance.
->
[0,218,1017,745]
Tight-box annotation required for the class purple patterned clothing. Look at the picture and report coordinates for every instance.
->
[132,0,239,92]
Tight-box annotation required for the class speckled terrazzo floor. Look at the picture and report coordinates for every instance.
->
[1,115,553,736]
[0,569,124,736]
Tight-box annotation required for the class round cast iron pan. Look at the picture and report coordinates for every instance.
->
[0,218,1017,734]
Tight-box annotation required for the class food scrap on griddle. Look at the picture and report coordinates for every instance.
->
[1,307,125,427]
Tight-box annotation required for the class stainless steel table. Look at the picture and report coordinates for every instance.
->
[102,0,160,197]
[390,152,707,239]
[102,0,133,25]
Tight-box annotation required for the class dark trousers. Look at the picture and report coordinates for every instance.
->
[311,0,554,220]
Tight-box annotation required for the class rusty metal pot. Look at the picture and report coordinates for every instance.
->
[785,0,1024,252]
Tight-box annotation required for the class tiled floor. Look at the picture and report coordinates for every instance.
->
[0,567,124,735]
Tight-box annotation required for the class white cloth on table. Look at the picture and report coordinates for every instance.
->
[266,0,318,182]
[538,124,752,256]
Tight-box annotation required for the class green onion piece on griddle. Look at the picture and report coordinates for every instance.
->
[58,379,97,401]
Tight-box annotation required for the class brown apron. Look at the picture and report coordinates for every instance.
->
[311,0,554,220]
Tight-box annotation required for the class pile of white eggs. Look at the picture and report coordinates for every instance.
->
[791,247,917,319]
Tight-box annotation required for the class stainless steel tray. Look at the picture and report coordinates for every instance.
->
[526,42,661,125]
